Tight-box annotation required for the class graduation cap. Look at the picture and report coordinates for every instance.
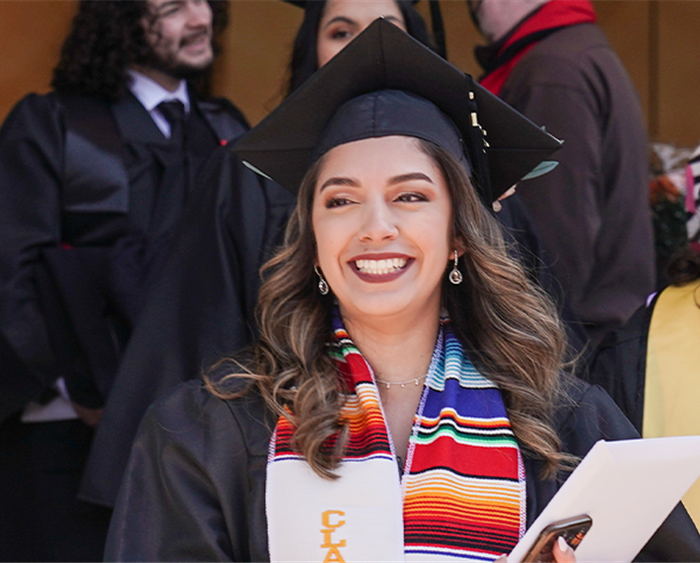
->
[233,19,561,203]
[283,0,447,58]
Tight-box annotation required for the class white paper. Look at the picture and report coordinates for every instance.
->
[509,436,700,563]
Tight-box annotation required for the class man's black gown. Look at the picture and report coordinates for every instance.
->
[0,90,249,419]
[104,376,700,562]
[0,90,293,559]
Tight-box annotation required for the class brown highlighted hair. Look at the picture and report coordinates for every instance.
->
[208,139,574,479]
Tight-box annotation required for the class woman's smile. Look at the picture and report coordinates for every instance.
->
[350,254,413,282]
[312,135,454,324]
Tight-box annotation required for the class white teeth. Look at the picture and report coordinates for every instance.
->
[354,258,407,275]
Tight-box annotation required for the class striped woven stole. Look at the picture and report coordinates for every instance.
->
[266,317,525,562]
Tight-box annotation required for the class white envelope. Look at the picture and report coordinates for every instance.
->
[509,436,700,562]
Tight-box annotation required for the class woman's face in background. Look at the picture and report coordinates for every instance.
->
[317,0,406,67]
[312,135,453,325]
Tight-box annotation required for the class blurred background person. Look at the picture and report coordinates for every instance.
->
[284,0,433,94]
[469,0,655,346]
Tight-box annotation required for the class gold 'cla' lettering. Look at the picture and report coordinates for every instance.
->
[321,510,346,563]
[323,546,345,563]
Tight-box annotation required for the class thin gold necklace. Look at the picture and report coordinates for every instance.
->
[374,374,427,389]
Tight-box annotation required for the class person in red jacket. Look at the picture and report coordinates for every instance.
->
[469,0,655,346]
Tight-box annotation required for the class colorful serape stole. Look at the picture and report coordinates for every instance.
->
[266,315,525,562]
[403,324,526,561]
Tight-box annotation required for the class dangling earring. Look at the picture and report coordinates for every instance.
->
[315,265,329,295]
[449,250,463,285]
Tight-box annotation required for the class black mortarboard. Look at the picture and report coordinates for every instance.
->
[233,19,561,203]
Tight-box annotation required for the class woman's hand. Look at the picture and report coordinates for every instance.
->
[493,536,576,563]
[552,536,576,562]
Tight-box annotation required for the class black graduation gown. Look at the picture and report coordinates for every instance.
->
[0,88,260,560]
[104,376,700,562]
[0,90,247,418]
[79,147,295,507]
[586,297,657,435]
[0,88,290,507]
[498,195,589,357]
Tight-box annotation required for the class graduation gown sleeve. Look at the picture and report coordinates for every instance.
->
[104,380,272,562]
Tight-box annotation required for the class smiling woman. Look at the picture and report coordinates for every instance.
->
[312,136,454,463]
[313,136,453,357]
[104,18,700,563]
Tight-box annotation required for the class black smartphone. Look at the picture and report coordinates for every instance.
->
[521,514,593,562]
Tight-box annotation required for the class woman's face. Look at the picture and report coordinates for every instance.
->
[312,136,454,324]
[317,0,406,68]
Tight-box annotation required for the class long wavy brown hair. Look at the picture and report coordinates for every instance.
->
[208,139,574,479]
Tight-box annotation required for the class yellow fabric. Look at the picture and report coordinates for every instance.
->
[644,281,700,526]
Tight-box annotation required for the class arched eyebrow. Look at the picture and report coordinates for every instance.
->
[323,15,403,29]
[388,172,434,185]
[320,172,433,192]
[322,16,357,29]
[319,177,360,192]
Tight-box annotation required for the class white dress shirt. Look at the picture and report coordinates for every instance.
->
[127,69,190,138]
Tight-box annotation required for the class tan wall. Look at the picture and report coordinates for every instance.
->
[594,1,650,126]
[656,1,700,146]
[212,1,303,125]
[0,1,77,117]
[1,0,699,146]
